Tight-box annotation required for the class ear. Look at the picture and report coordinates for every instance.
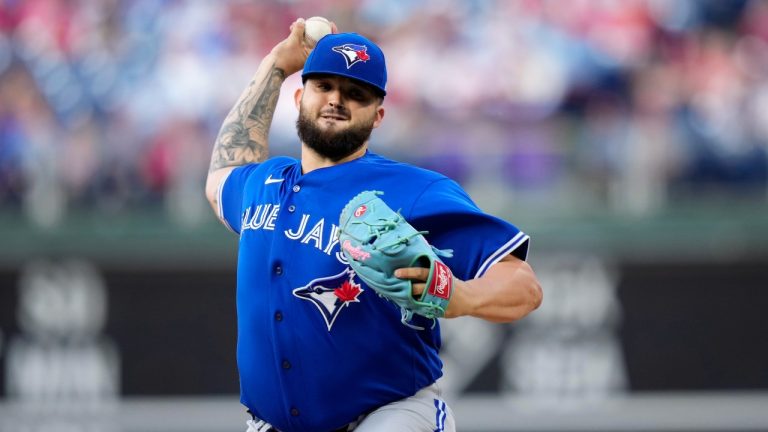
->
[372,105,385,129]
[294,87,303,110]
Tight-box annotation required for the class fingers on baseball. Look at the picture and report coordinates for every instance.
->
[290,18,305,36]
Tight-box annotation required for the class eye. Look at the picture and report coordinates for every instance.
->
[348,88,370,102]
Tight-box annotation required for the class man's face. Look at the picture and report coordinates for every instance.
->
[295,75,384,161]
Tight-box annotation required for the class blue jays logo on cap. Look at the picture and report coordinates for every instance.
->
[332,44,370,69]
[302,32,387,96]
[293,268,364,331]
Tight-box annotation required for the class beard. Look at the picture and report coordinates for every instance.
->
[296,108,375,161]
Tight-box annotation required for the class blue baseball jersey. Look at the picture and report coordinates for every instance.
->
[217,151,529,432]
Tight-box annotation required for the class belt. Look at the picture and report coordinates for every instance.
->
[253,424,350,432]
[260,427,349,432]
[247,411,352,432]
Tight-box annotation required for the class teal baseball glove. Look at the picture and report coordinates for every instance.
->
[339,191,454,330]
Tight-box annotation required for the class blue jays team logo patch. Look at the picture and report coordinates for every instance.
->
[293,268,363,331]
[332,44,370,69]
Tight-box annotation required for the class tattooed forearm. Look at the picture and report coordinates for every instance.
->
[209,65,286,171]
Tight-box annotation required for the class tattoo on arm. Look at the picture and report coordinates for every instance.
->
[209,66,286,171]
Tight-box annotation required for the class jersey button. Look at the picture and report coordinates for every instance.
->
[290,408,299,417]
[287,205,296,213]
[282,360,291,369]
[275,265,283,275]
[292,185,301,193]
[274,311,283,321]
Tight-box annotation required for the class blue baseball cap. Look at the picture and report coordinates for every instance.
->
[302,32,387,96]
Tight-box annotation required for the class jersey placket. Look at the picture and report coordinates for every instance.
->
[269,177,309,428]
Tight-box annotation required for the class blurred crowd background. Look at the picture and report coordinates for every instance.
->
[1,0,767,228]
[2,2,768,431]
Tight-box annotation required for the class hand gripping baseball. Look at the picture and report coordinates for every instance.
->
[339,191,454,330]
[271,18,338,76]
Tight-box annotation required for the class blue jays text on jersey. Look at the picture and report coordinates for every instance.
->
[217,151,530,432]
[240,202,350,265]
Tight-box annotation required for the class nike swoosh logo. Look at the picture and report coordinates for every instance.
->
[265,175,284,185]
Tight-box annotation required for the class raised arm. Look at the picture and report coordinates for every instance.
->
[205,18,322,213]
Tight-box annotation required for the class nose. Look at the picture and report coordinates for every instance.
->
[327,89,344,108]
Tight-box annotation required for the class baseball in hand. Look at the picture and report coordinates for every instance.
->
[303,16,333,48]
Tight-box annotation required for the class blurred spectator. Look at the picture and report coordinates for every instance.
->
[0,0,766,226]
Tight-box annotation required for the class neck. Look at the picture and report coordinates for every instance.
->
[300,143,368,174]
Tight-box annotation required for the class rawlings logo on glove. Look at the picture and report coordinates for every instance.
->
[342,240,371,261]
[338,190,454,329]
[429,261,452,300]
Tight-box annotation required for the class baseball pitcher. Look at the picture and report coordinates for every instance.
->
[204,18,542,432]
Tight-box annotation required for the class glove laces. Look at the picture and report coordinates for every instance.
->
[349,212,429,252]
